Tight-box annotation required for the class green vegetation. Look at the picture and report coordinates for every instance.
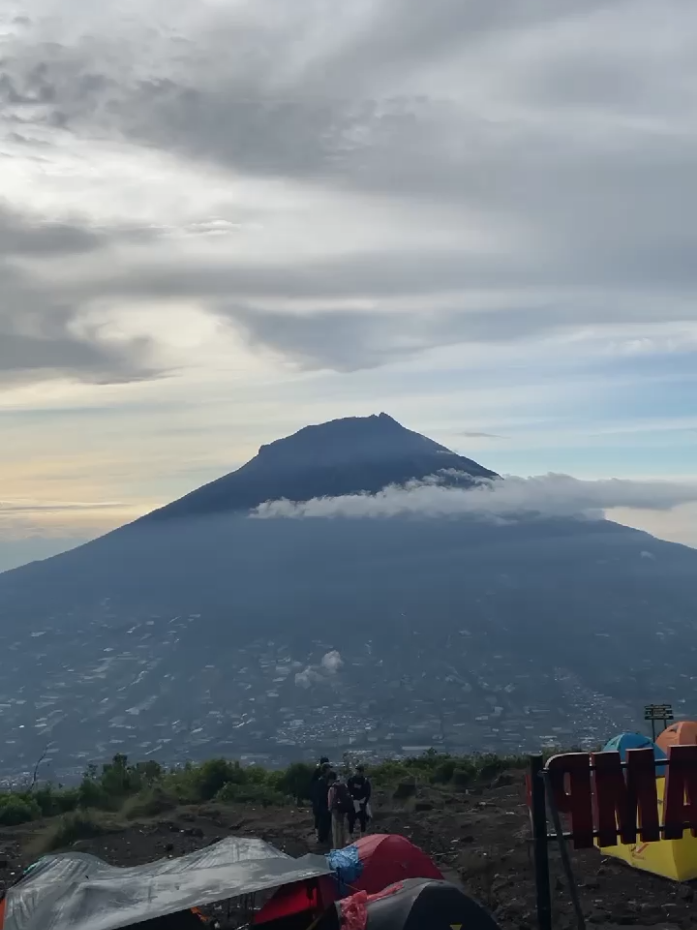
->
[27,810,116,855]
[0,748,533,836]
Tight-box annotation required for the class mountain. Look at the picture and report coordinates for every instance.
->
[0,413,696,779]
[140,412,498,522]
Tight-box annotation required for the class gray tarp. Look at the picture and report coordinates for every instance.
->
[4,837,331,930]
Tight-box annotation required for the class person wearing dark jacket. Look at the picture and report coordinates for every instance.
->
[347,764,372,836]
[313,762,332,843]
[310,758,330,833]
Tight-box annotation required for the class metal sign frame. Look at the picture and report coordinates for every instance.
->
[528,745,697,930]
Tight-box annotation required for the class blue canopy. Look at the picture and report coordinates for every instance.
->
[603,732,667,776]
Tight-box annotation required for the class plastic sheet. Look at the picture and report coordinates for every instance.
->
[4,837,331,930]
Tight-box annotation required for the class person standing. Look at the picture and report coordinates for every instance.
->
[327,770,351,849]
[347,763,372,837]
[314,763,332,844]
[310,757,330,834]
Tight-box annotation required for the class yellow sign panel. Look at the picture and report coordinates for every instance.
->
[598,778,697,882]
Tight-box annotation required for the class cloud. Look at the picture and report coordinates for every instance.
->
[253,473,697,523]
[320,650,344,673]
[0,206,163,384]
[295,650,344,688]
[0,499,126,515]
[2,0,697,394]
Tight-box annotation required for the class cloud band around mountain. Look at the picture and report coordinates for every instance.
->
[252,473,697,522]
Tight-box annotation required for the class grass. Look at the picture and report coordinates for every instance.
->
[27,810,118,855]
[120,786,178,820]
[0,747,541,853]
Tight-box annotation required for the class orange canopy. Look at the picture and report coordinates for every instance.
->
[656,720,697,753]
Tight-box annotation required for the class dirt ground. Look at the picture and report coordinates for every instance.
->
[0,772,695,929]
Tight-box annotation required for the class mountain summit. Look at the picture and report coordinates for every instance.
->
[256,413,452,467]
[141,413,497,522]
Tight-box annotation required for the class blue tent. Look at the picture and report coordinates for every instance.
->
[603,732,667,776]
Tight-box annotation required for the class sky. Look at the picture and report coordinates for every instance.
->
[1,0,697,571]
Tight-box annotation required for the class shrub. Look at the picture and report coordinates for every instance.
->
[192,759,245,802]
[0,795,42,826]
[76,776,115,811]
[215,782,287,807]
[121,787,177,820]
[370,759,412,786]
[30,811,110,854]
[275,762,315,803]
[31,784,79,818]
[452,763,477,789]
[432,759,457,784]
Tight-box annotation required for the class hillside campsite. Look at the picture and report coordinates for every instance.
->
[7,749,697,928]
[0,833,495,930]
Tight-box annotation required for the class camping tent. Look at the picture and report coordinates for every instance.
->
[254,835,443,925]
[603,733,667,776]
[656,720,697,754]
[0,837,331,930]
[314,878,502,930]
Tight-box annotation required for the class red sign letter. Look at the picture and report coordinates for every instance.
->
[592,748,659,847]
[547,752,593,848]
[664,745,697,840]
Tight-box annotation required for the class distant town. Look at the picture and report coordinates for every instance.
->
[0,603,682,784]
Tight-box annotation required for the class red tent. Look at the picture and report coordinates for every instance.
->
[253,835,443,926]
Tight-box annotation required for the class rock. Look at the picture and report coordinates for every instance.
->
[491,773,514,789]
[414,801,433,812]
[678,885,694,902]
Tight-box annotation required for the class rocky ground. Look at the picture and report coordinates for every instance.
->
[0,772,694,929]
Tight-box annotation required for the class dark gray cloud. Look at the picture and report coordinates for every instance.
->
[0,204,102,255]
[220,299,697,372]
[57,241,697,372]
[1,0,697,376]
[0,207,160,383]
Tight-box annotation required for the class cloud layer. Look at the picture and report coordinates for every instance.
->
[2,0,697,376]
[254,473,697,523]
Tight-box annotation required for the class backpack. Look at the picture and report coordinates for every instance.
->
[331,781,353,814]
